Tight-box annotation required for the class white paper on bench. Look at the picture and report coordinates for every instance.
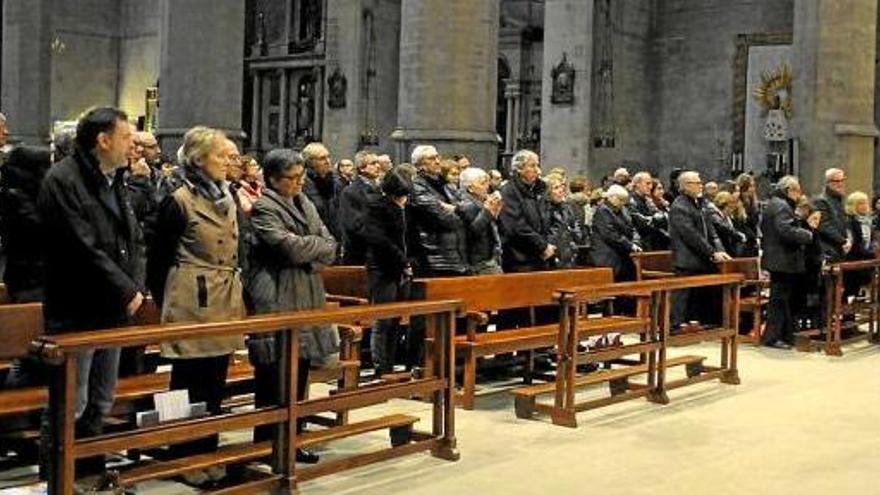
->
[154,389,191,422]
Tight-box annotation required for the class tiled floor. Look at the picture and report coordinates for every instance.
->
[3,341,880,494]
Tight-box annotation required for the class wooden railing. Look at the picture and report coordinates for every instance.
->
[32,299,463,494]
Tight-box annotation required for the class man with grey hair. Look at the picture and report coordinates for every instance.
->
[302,142,342,243]
[592,184,641,282]
[813,167,851,263]
[761,175,820,348]
[339,150,381,264]
[668,170,731,330]
[628,171,669,250]
[500,149,554,272]
[408,144,467,276]
[612,167,631,187]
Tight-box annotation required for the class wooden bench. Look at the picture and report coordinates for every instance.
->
[632,250,674,281]
[795,258,880,356]
[321,265,370,306]
[717,257,768,345]
[512,274,743,427]
[413,268,653,410]
[34,299,462,494]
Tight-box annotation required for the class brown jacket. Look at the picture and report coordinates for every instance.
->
[154,183,246,358]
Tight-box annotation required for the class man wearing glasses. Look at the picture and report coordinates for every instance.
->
[813,168,852,263]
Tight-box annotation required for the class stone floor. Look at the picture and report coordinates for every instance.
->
[3,340,880,494]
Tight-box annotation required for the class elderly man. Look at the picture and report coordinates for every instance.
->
[813,167,851,263]
[457,167,503,274]
[499,149,553,272]
[668,171,731,330]
[302,142,342,243]
[592,184,641,281]
[377,154,393,181]
[335,158,356,189]
[612,167,631,187]
[408,144,468,276]
[628,171,669,250]
[761,176,819,349]
[339,150,382,264]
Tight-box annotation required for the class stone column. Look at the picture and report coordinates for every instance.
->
[156,0,245,151]
[2,0,53,145]
[540,0,594,176]
[793,0,878,194]
[392,0,499,168]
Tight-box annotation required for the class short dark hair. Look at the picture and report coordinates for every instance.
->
[75,107,128,153]
[381,167,414,198]
[263,148,304,184]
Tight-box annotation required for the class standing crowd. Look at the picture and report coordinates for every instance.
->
[0,106,876,486]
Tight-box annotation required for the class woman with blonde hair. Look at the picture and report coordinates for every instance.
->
[843,191,876,299]
[544,174,584,268]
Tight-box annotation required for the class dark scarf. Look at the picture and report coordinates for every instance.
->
[185,164,232,215]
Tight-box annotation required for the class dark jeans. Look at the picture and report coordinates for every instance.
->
[253,358,310,443]
[168,354,230,458]
[368,270,410,375]
[763,272,800,345]
[408,269,462,368]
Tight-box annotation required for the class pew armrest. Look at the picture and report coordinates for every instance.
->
[326,294,370,306]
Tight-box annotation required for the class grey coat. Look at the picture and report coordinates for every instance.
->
[249,188,340,364]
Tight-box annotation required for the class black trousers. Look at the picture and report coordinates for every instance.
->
[671,269,721,328]
[168,354,230,458]
[763,272,800,345]
[253,357,310,443]
[368,270,410,375]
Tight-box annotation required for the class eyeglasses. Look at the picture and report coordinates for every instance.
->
[829,178,847,183]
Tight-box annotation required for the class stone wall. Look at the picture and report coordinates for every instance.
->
[119,0,160,120]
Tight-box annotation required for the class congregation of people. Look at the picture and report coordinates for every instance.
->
[0,106,876,486]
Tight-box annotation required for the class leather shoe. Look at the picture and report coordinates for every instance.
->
[296,448,320,464]
[765,340,792,350]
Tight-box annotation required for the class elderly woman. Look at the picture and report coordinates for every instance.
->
[247,148,338,464]
[147,126,245,485]
[591,184,641,281]
[545,174,584,268]
[710,191,748,257]
[236,154,264,215]
[844,191,876,299]
[457,167,503,274]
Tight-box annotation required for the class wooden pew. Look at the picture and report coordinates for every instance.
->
[717,257,768,345]
[413,268,652,410]
[512,273,743,427]
[795,258,880,355]
[33,299,462,494]
[632,250,674,281]
[321,265,370,306]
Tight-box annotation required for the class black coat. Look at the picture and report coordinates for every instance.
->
[706,204,746,257]
[363,195,409,279]
[813,189,848,262]
[409,171,468,275]
[338,176,381,265]
[38,150,146,332]
[847,214,875,261]
[499,175,549,272]
[668,194,723,273]
[303,168,342,244]
[628,192,668,251]
[760,192,813,274]
[456,191,501,269]
[0,146,50,301]
[546,199,585,269]
[590,202,638,280]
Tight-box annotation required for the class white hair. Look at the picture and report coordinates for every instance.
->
[824,168,844,183]
[777,175,801,193]
[613,167,630,178]
[604,184,630,201]
[459,167,489,190]
[0,112,7,124]
[411,145,438,167]
[510,149,539,173]
[632,171,652,185]
[678,171,700,190]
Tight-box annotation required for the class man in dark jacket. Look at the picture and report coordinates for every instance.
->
[408,145,468,276]
[339,150,382,265]
[499,149,554,272]
[813,167,851,263]
[628,171,669,250]
[668,171,731,329]
[302,141,343,244]
[761,176,819,348]
[592,185,641,281]
[38,107,146,477]
[456,167,503,274]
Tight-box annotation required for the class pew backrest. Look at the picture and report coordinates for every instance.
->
[321,266,369,298]
[632,251,674,280]
[0,302,43,360]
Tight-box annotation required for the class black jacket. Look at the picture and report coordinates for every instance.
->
[363,195,409,278]
[546,199,585,269]
[668,194,723,273]
[760,191,813,274]
[38,150,146,332]
[0,146,51,301]
[303,168,342,243]
[590,202,638,280]
[409,171,468,275]
[706,203,746,257]
[338,176,381,265]
[628,192,668,251]
[847,214,875,261]
[456,191,501,269]
[813,189,848,262]
[499,175,549,272]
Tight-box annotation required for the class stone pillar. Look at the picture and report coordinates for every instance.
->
[504,81,522,154]
[2,0,53,145]
[793,0,878,195]
[156,0,245,151]
[392,0,499,168]
[540,0,594,176]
